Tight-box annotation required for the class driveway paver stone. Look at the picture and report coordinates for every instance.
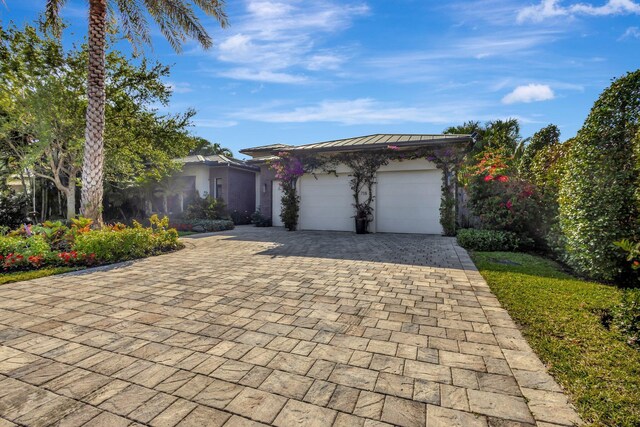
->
[0,227,581,426]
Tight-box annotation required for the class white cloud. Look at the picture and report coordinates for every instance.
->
[620,26,640,39]
[192,119,239,128]
[518,0,640,23]
[213,0,368,83]
[502,84,555,104]
[231,98,500,125]
[219,68,308,84]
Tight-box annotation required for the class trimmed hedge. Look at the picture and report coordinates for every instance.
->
[559,70,640,281]
[0,235,50,257]
[456,228,528,252]
[171,219,234,233]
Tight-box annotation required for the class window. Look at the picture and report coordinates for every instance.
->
[215,178,223,200]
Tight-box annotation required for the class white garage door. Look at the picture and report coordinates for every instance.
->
[376,170,442,234]
[272,181,284,227]
[299,173,354,232]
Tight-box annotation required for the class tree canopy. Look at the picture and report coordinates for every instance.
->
[0,24,197,218]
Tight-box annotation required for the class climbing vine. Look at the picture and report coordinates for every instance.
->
[337,152,390,232]
[269,143,469,234]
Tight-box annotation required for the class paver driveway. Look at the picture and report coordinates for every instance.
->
[0,227,581,427]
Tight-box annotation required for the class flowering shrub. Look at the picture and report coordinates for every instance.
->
[0,215,181,272]
[270,152,306,231]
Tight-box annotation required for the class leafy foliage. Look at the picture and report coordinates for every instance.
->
[559,71,640,281]
[189,137,233,157]
[613,289,640,349]
[0,24,198,219]
[184,195,227,220]
[456,228,527,251]
[171,219,234,233]
[520,124,560,177]
[270,152,306,231]
[338,152,389,228]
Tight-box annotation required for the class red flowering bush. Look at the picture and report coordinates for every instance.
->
[466,147,547,248]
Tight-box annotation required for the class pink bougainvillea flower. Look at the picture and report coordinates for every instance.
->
[497,175,509,182]
[506,200,513,210]
[484,175,494,182]
[387,145,399,150]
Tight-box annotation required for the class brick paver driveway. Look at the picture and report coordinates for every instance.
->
[0,227,581,427]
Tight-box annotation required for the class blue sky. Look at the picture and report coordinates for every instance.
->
[2,0,640,157]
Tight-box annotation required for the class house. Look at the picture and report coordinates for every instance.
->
[166,154,259,215]
[241,134,473,234]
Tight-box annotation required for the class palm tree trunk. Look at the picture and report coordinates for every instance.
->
[80,0,107,226]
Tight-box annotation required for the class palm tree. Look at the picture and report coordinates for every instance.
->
[44,0,228,225]
[190,136,234,157]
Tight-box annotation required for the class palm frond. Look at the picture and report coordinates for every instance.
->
[113,0,151,52]
[43,0,68,37]
[190,0,229,29]
[143,0,216,51]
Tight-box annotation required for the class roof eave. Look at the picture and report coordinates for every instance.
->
[284,136,473,155]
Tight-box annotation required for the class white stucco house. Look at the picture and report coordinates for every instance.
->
[241,133,473,235]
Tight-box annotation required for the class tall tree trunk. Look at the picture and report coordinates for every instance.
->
[80,0,107,226]
[66,184,76,220]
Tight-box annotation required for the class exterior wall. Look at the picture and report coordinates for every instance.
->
[227,168,257,214]
[258,165,277,219]
[209,167,229,201]
[176,164,210,197]
[296,158,441,234]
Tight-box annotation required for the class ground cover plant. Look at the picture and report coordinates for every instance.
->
[0,214,181,273]
[472,251,640,426]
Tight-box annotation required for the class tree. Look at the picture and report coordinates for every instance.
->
[0,24,197,220]
[559,70,640,281]
[44,0,228,225]
[189,137,234,157]
[520,124,560,177]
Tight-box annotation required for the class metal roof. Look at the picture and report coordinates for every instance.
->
[289,134,471,152]
[239,144,293,155]
[242,134,472,157]
[178,154,258,171]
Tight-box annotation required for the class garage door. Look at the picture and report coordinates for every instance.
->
[299,173,354,232]
[272,181,284,227]
[376,170,442,234]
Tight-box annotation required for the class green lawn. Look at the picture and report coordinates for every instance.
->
[472,252,640,426]
[0,267,78,285]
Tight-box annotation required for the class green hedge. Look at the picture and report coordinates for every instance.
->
[0,235,50,257]
[456,228,528,252]
[73,226,180,263]
[559,70,640,281]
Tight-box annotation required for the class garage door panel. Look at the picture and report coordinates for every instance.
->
[272,181,284,227]
[299,174,353,232]
[376,170,442,235]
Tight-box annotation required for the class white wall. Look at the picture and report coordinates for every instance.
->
[175,164,210,197]
[299,173,354,232]
[298,158,442,234]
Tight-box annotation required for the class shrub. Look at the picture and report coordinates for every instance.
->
[559,70,640,281]
[251,210,271,227]
[613,288,640,349]
[185,195,227,220]
[0,191,29,229]
[0,235,50,257]
[456,228,530,252]
[229,209,252,225]
[72,216,182,263]
[185,219,234,232]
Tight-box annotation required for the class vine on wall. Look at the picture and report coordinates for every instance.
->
[337,152,390,231]
[269,144,469,234]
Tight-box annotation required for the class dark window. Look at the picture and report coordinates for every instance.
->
[215,178,223,199]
